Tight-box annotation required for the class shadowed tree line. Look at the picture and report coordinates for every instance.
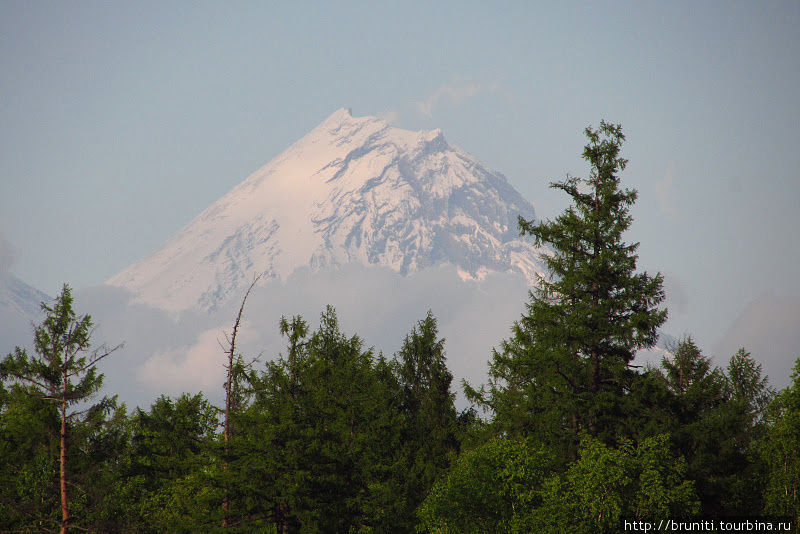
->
[2,123,798,532]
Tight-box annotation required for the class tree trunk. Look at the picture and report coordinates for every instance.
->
[588,349,600,435]
[60,375,68,534]
[277,502,291,534]
[590,349,600,393]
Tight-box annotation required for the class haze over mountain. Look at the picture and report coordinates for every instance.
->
[108,109,548,312]
[0,273,49,353]
[0,274,49,319]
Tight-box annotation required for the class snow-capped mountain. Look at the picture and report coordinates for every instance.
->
[0,274,49,319]
[0,274,50,352]
[108,109,548,312]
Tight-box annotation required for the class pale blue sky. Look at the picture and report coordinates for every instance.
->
[1,1,799,368]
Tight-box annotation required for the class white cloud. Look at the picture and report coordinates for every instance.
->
[63,265,530,410]
[415,81,502,117]
[139,325,256,393]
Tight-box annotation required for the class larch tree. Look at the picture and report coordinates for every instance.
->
[0,284,120,534]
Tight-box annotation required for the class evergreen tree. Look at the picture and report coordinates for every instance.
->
[722,348,774,514]
[726,347,774,424]
[119,393,220,531]
[660,336,721,396]
[227,316,311,532]
[0,284,120,533]
[394,311,459,529]
[471,122,666,456]
[245,307,402,532]
[658,338,730,515]
[0,380,61,530]
[76,399,131,532]
[657,339,773,516]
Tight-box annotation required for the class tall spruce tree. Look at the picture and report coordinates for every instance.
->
[471,121,666,455]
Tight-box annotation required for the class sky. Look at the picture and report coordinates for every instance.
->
[1,1,799,386]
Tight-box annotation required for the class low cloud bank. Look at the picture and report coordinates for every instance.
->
[9,273,796,411]
[73,265,530,410]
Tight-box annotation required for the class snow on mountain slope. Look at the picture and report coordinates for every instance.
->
[0,274,50,352]
[108,109,548,312]
[0,274,50,319]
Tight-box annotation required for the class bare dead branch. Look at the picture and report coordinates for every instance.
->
[221,273,262,527]
[68,343,124,376]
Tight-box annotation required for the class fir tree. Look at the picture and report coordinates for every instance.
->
[660,336,720,396]
[726,347,774,423]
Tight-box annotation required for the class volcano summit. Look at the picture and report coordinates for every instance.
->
[108,109,547,312]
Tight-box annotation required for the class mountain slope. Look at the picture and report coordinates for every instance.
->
[108,109,547,312]
[0,274,50,351]
[0,274,49,319]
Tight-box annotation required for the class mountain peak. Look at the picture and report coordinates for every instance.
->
[315,109,446,151]
[327,106,353,119]
[108,110,547,312]
[321,107,355,127]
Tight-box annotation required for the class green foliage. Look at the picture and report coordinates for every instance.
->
[418,438,555,533]
[393,311,460,529]
[420,434,698,534]
[660,337,722,397]
[0,385,60,529]
[0,284,120,532]
[2,122,792,531]
[1,284,115,412]
[241,306,404,531]
[727,347,774,423]
[761,358,800,524]
[471,121,666,458]
[533,435,698,533]
[654,338,774,516]
[122,393,220,531]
